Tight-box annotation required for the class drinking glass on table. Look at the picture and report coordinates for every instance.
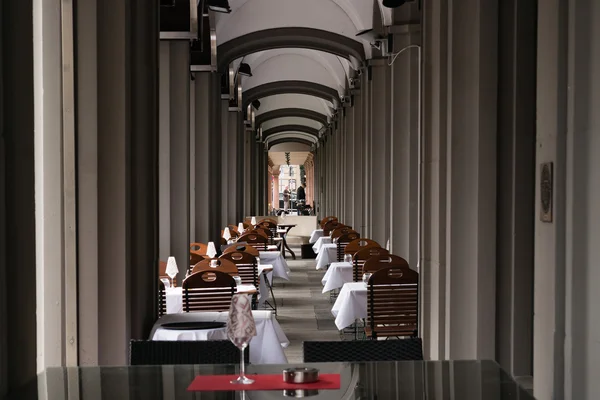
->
[227,294,257,384]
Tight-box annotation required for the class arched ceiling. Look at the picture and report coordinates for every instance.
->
[216,0,392,148]
[255,94,334,118]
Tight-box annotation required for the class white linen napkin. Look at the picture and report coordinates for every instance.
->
[238,222,245,234]
[223,227,232,240]
[251,216,257,225]
[166,256,179,277]
[207,241,217,258]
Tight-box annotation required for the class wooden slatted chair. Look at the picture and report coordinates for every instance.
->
[219,251,259,287]
[330,226,358,241]
[344,238,380,256]
[158,260,176,286]
[366,267,419,339]
[336,232,361,262]
[190,242,208,255]
[237,233,269,252]
[258,221,279,245]
[352,247,389,282]
[189,253,205,274]
[182,270,235,312]
[320,216,338,228]
[191,258,239,276]
[223,244,260,257]
[158,279,167,317]
[323,221,347,236]
[363,254,410,274]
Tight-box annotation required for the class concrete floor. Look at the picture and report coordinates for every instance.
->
[270,249,341,363]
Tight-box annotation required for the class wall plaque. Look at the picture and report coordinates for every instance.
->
[540,162,553,222]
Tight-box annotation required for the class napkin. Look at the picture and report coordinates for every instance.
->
[166,256,179,277]
[207,242,217,258]
[251,216,257,225]
[223,227,232,241]
[227,294,257,339]
[238,222,245,234]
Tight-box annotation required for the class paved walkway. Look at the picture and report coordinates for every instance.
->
[271,248,341,363]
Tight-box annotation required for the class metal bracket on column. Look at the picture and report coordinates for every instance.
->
[160,0,199,39]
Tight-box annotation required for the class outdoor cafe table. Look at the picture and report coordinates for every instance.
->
[32,360,534,399]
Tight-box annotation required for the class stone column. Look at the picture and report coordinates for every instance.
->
[75,0,159,365]
[389,24,420,263]
[166,41,190,285]
[2,0,37,389]
[220,96,230,227]
[353,83,365,233]
[226,109,240,222]
[344,106,355,225]
[368,59,391,246]
[273,173,280,211]
[195,72,222,243]
[361,72,371,236]
[158,43,171,261]
[421,0,499,361]
[496,0,536,379]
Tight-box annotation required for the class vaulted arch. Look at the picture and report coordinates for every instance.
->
[267,138,314,150]
[242,53,344,94]
[256,108,328,128]
[243,81,339,109]
[263,124,320,140]
[256,94,334,117]
[217,28,365,72]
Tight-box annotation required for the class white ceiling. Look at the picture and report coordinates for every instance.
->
[216,0,394,147]
[269,151,310,166]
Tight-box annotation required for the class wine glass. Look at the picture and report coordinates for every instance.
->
[227,294,257,384]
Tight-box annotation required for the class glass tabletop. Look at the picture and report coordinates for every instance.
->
[9,360,534,399]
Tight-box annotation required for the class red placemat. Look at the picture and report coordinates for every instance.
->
[187,374,341,392]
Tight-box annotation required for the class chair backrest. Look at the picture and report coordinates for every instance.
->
[223,244,260,257]
[247,229,269,239]
[320,216,338,228]
[331,227,357,240]
[336,232,361,262]
[363,254,410,274]
[190,242,208,255]
[158,279,167,317]
[367,267,419,339]
[237,234,268,251]
[259,219,278,228]
[323,221,346,236]
[220,251,259,286]
[302,339,423,363]
[353,247,388,281]
[191,258,239,276]
[189,253,206,273]
[130,340,248,365]
[344,238,381,255]
[182,270,235,312]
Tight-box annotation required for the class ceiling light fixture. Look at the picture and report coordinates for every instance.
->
[252,99,261,110]
[238,62,253,77]
[205,0,231,13]
[382,0,408,8]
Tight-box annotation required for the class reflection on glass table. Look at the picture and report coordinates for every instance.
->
[12,360,533,400]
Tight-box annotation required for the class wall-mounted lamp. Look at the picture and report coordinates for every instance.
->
[251,99,261,110]
[238,62,252,77]
[205,0,231,13]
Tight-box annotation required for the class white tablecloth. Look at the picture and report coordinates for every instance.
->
[331,282,368,330]
[309,229,324,243]
[150,310,289,364]
[312,236,332,254]
[315,243,338,270]
[259,251,290,280]
[321,262,353,293]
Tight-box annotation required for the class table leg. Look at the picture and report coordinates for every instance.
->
[282,227,296,260]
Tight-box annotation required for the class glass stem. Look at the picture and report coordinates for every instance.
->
[240,347,246,377]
